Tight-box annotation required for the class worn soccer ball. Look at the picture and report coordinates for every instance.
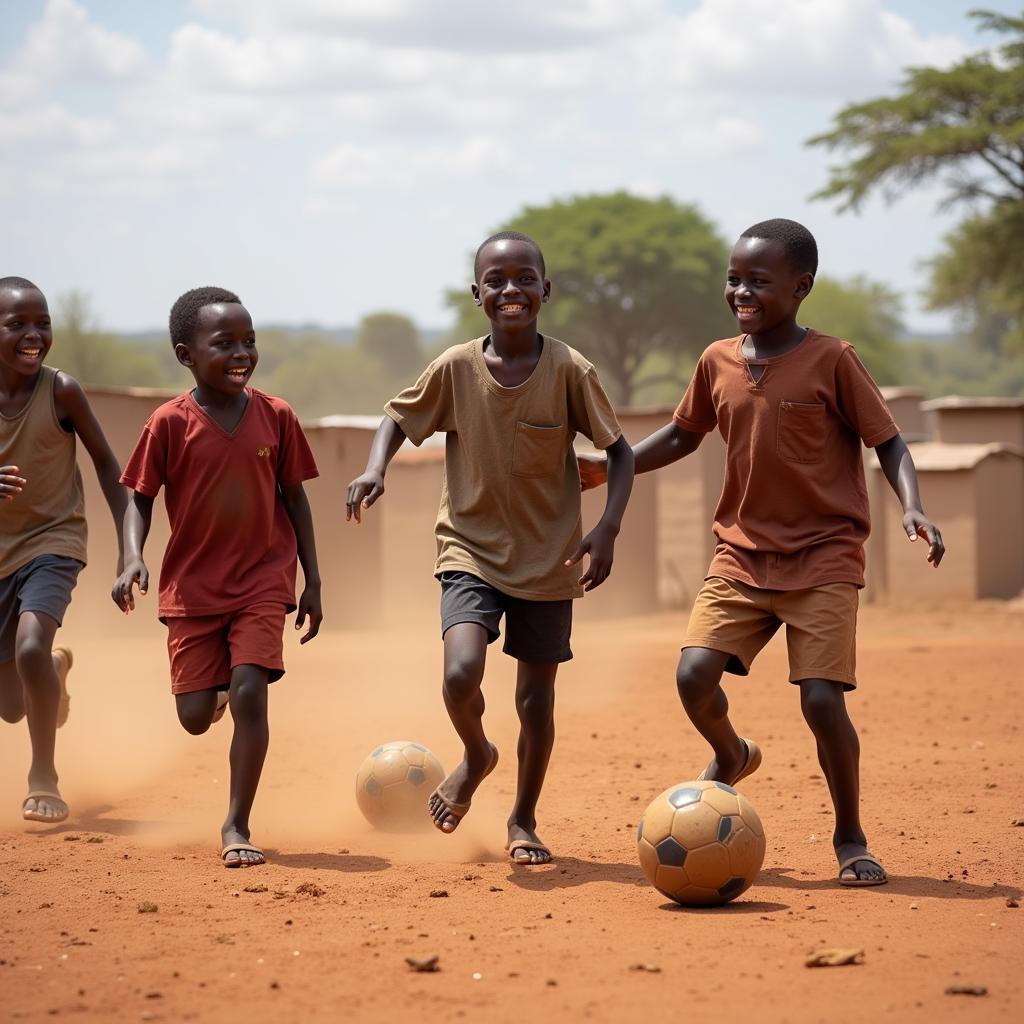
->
[355,741,446,832]
[636,779,765,906]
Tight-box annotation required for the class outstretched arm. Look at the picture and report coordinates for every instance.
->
[280,482,322,643]
[579,422,704,491]
[875,434,944,567]
[55,374,129,571]
[345,415,408,523]
[112,493,154,611]
[566,435,635,591]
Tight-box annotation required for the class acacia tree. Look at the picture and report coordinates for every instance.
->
[354,312,421,378]
[447,192,733,406]
[808,10,1024,354]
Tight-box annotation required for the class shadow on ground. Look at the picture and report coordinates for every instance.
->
[505,855,645,891]
[265,850,391,873]
[27,802,162,838]
[758,865,1021,901]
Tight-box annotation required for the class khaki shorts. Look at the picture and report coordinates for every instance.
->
[683,576,859,690]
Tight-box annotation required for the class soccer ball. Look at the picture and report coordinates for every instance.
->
[636,779,765,906]
[355,741,445,832]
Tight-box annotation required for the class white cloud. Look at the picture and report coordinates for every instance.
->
[311,136,523,191]
[634,0,966,97]
[0,103,114,148]
[190,0,660,52]
[8,0,146,87]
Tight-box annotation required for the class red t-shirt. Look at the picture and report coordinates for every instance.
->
[673,331,899,590]
[121,389,318,617]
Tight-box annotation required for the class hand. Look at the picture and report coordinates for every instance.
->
[294,584,322,644]
[565,522,618,591]
[346,471,385,523]
[0,465,26,502]
[903,510,944,567]
[577,452,607,492]
[112,558,149,612]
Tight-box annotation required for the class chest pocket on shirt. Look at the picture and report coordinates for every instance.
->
[511,422,565,478]
[777,401,826,464]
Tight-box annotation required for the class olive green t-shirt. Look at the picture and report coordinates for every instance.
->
[385,336,621,600]
[0,365,87,578]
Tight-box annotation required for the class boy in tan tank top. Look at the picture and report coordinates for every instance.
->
[0,277,128,824]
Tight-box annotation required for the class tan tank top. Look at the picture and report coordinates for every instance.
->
[0,365,88,577]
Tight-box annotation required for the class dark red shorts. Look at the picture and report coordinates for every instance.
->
[165,602,287,695]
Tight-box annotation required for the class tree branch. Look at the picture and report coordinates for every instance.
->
[977,148,1024,197]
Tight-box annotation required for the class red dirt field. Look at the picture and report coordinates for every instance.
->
[1,601,1022,1023]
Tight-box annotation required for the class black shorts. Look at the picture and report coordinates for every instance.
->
[439,571,573,664]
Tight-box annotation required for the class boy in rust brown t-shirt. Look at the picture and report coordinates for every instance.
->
[583,219,944,887]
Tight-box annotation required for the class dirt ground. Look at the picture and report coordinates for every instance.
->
[1,600,1022,1023]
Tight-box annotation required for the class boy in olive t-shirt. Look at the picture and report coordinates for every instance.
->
[347,231,634,864]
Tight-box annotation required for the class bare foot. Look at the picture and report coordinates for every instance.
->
[506,821,552,865]
[221,825,265,867]
[836,841,887,886]
[427,742,498,833]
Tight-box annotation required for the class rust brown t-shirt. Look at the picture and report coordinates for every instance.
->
[673,330,898,590]
[385,336,622,600]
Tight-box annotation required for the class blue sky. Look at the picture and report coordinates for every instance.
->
[1,0,1017,333]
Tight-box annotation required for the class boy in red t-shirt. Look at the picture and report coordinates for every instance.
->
[583,219,944,887]
[113,287,322,868]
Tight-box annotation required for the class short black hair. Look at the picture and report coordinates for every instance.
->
[739,219,818,276]
[169,286,242,347]
[474,231,546,280]
[0,276,43,294]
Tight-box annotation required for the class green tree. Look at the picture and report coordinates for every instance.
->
[447,191,733,406]
[53,290,166,388]
[801,276,905,384]
[807,9,1024,357]
[354,312,421,378]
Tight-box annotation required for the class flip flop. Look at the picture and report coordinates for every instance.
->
[697,737,762,786]
[53,646,73,729]
[428,743,499,833]
[222,843,265,868]
[838,852,888,887]
[23,790,69,823]
[506,838,553,864]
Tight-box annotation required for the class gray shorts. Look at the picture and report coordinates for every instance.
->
[0,554,83,663]
[439,571,573,664]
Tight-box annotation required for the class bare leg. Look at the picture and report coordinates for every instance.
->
[427,623,496,832]
[223,665,269,866]
[175,668,269,866]
[798,679,885,884]
[16,612,67,820]
[507,659,557,864]
[676,646,747,782]
[0,659,25,724]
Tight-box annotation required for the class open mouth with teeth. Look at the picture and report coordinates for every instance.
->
[226,368,250,381]
[497,303,527,314]
[16,348,43,360]
[734,304,761,320]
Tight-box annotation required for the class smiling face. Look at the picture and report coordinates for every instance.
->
[0,287,52,379]
[175,302,257,395]
[725,236,813,336]
[472,239,550,328]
